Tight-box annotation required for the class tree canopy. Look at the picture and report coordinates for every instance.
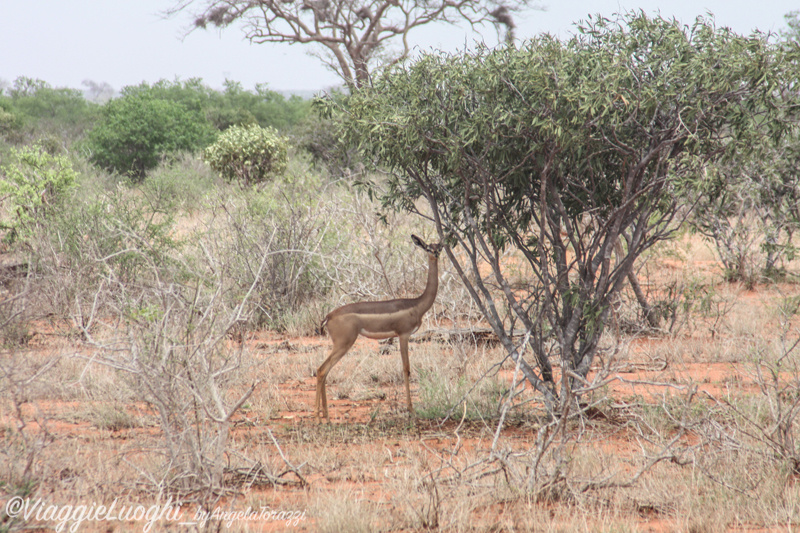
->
[81,79,310,179]
[0,77,98,145]
[329,12,800,415]
[85,85,216,179]
[781,10,800,43]
[172,0,536,90]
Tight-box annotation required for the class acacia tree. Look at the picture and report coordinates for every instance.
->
[330,13,799,416]
[170,0,533,90]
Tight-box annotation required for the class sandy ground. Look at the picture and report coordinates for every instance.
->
[3,237,800,532]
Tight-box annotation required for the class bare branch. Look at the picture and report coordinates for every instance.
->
[171,0,540,89]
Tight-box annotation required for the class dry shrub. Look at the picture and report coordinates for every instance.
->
[0,276,58,530]
[311,489,381,533]
[74,246,270,505]
[702,296,800,477]
[11,149,800,531]
[11,162,317,507]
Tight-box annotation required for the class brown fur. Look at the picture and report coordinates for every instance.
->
[315,235,443,421]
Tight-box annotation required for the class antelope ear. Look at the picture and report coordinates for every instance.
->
[411,234,426,248]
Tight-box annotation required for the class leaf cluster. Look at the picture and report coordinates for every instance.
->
[117,79,310,131]
[337,13,798,236]
[82,79,311,180]
[780,10,800,43]
[0,77,98,145]
[85,86,217,180]
[0,144,78,244]
[329,12,800,411]
[203,124,289,186]
[207,80,310,131]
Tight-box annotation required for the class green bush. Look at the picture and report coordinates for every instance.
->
[206,80,311,131]
[0,144,77,243]
[110,79,310,132]
[85,88,216,180]
[0,99,23,142]
[203,124,289,186]
[2,76,98,145]
[59,184,182,285]
[143,152,220,213]
[416,368,506,420]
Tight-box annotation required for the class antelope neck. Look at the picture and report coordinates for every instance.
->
[416,254,439,312]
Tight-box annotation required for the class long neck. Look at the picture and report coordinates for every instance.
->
[416,255,439,312]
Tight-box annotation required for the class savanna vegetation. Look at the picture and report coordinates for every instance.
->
[2,11,800,532]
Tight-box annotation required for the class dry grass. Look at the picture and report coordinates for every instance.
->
[3,188,800,532]
[3,321,800,531]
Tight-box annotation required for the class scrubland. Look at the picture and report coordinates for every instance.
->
[2,150,800,533]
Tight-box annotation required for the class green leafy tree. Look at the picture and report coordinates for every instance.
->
[85,85,216,179]
[0,144,78,243]
[2,76,97,145]
[0,98,23,142]
[203,124,289,186]
[119,79,310,131]
[687,133,800,285]
[330,13,799,416]
[686,13,800,284]
[207,80,310,131]
[118,78,212,114]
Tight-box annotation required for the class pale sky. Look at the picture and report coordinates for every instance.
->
[1,1,796,94]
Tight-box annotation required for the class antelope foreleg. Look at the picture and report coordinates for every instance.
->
[399,334,414,416]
